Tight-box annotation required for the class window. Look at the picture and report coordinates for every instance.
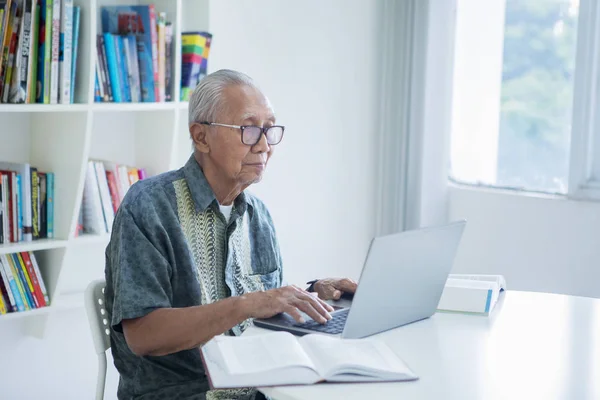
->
[450,0,580,195]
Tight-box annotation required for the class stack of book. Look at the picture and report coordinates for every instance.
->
[0,0,81,104]
[95,4,173,103]
[180,31,211,101]
[0,251,49,314]
[77,160,146,235]
[0,161,54,243]
[437,274,507,315]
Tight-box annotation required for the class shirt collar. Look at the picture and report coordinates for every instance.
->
[182,155,252,215]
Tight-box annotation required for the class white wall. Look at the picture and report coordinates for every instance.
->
[449,186,600,299]
[0,309,120,399]
[0,1,381,399]
[208,0,381,286]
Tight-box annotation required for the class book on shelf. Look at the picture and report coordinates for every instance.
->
[437,274,506,316]
[79,159,146,236]
[200,331,418,389]
[0,0,81,104]
[0,161,54,244]
[180,31,212,101]
[58,0,73,104]
[0,250,49,315]
[164,21,172,101]
[97,4,175,103]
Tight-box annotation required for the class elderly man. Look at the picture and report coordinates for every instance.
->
[104,69,357,400]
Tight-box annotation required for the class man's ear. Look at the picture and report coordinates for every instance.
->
[189,123,210,154]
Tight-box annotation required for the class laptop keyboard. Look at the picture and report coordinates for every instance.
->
[292,308,349,334]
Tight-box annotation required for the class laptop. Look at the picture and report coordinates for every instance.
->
[253,221,466,339]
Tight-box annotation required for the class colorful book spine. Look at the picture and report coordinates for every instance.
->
[2,5,20,103]
[0,175,4,243]
[58,0,72,104]
[135,34,154,102]
[29,252,48,304]
[14,0,34,104]
[180,32,211,101]
[164,22,172,101]
[180,42,202,100]
[0,273,12,313]
[8,0,29,104]
[127,168,139,185]
[105,170,120,213]
[69,5,79,103]
[41,0,52,103]
[199,32,212,78]
[35,0,47,103]
[0,173,10,243]
[38,172,46,238]
[102,33,121,102]
[0,162,31,241]
[1,254,24,311]
[30,168,38,239]
[27,2,38,103]
[7,254,30,310]
[93,54,102,102]
[156,11,165,102]
[93,161,114,232]
[0,288,6,314]
[100,34,112,101]
[20,252,45,307]
[115,35,130,102]
[0,1,17,100]
[14,252,38,308]
[15,173,22,241]
[0,6,4,59]
[0,257,16,312]
[0,172,13,242]
[10,171,16,241]
[49,0,60,103]
[96,34,110,101]
[46,171,53,238]
[147,5,158,101]
[124,34,140,102]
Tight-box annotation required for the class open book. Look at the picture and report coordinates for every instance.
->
[437,274,506,315]
[200,331,418,389]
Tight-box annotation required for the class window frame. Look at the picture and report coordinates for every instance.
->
[449,0,600,201]
[566,0,600,200]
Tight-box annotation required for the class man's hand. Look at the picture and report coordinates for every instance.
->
[313,278,358,301]
[243,285,334,324]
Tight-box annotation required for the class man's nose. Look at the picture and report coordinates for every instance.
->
[252,132,271,153]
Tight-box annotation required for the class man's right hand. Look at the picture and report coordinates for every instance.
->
[242,285,334,324]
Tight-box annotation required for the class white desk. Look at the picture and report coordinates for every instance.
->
[249,291,600,400]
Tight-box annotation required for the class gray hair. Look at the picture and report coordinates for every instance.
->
[188,69,259,125]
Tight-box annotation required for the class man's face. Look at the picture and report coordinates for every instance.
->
[204,85,275,186]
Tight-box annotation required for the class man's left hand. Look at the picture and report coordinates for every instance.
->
[312,278,358,301]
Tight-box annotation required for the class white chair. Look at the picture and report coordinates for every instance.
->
[85,279,111,400]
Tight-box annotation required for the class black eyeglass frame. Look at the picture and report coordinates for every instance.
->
[198,121,285,146]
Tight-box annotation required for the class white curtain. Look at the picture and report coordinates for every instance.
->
[375,0,457,235]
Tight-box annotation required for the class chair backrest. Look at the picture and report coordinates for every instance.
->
[85,279,111,400]
[85,279,111,354]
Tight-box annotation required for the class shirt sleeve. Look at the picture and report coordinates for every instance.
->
[107,206,173,332]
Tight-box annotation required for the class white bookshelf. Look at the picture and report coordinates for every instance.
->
[0,0,208,336]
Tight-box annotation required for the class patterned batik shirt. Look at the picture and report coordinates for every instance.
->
[104,155,284,400]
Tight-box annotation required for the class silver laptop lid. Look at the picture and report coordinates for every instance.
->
[341,221,466,338]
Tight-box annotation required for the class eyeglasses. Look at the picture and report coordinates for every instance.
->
[199,122,285,146]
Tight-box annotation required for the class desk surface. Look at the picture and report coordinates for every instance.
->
[250,291,600,400]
